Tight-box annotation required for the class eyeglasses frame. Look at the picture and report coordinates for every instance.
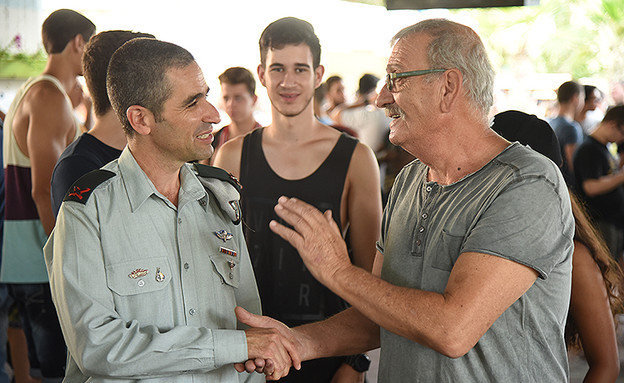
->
[386,69,447,92]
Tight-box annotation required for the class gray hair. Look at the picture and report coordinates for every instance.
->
[392,19,495,120]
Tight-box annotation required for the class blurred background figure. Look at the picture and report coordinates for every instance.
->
[575,85,604,135]
[610,80,624,106]
[548,80,584,188]
[210,67,261,162]
[337,73,389,154]
[324,75,346,123]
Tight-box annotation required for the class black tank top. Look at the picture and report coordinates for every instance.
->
[240,128,358,326]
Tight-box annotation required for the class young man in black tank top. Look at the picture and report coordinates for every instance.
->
[213,17,382,382]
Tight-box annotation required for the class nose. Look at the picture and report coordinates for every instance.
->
[202,99,221,124]
[281,70,296,87]
[375,83,395,109]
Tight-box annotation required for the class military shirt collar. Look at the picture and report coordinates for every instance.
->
[117,148,207,212]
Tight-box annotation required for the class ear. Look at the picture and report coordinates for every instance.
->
[72,34,86,53]
[257,65,267,87]
[252,94,258,106]
[314,65,325,89]
[127,106,155,136]
[440,69,462,113]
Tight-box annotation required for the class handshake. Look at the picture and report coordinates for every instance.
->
[235,306,306,380]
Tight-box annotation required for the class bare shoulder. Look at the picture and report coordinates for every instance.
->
[350,141,379,174]
[212,134,245,178]
[25,80,74,133]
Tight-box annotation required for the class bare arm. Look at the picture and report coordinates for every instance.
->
[27,83,76,235]
[270,198,539,358]
[211,136,244,178]
[570,241,620,382]
[582,171,624,197]
[344,143,381,272]
[564,143,577,175]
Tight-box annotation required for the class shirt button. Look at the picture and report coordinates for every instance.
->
[422,213,428,219]
[199,199,207,206]
[416,239,422,246]
[418,226,425,233]
[178,218,182,224]
[189,308,196,315]
[137,280,145,287]
[184,263,190,270]
[426,186,432,192]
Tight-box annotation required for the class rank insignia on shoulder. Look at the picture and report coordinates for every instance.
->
[63,169,115,205]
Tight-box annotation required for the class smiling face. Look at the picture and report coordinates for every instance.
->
[376,33,442,149]
[150,62,221,164]
[258,43,323,118]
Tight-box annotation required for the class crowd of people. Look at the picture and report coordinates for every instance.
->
[0,7,624,383]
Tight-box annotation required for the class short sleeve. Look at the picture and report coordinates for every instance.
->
[461,176,573,279]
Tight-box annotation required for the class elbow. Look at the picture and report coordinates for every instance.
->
[419,327,476,359]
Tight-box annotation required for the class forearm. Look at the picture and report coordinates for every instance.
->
[294,307,380,361]
[32,188,55,235]
[583,172,624,196]
[325,265,460,356]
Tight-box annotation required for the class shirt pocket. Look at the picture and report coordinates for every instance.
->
[106,256,172,296]
[209,254,240,288]
[430,229,465,272]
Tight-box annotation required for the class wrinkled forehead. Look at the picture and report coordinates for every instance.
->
[387,33,431,72]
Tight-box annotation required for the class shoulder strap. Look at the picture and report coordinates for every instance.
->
[193,163,242,225]
[63,169,116,205]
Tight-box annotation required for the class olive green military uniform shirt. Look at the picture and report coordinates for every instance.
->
[44,148,262,382]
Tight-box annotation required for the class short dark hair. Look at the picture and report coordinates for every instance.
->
[603,105,624,128]
[42,9,96,54]
[259,17,321,68]
[557,81,582,104]
[326,75,342,90]
[83,30,155,117]
[358,74,380,95]
[219,67,256,95]
[107,38,195,136]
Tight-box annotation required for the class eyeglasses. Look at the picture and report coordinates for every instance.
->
[385,69,447,92]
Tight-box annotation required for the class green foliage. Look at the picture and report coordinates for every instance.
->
[458,0,624,80]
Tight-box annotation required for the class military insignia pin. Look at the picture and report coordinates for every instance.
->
[155,267,165,282]
[228,260,236,269]
[214,230,233,242]
[219,247,237,257]
[229,200,241,222]
[128,268,148,279]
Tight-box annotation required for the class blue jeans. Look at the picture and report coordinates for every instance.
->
[9,283,65,382]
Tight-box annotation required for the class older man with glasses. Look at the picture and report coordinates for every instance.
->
[235,18,574,383]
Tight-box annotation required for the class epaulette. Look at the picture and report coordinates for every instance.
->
[63,169,116,205]
[193,163,242,225]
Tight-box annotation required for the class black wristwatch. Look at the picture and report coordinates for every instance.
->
[345,353,371,372]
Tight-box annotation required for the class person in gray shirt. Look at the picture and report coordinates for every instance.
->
[235,18,574,382]
[44,38,299,382]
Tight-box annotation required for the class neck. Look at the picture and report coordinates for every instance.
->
[228,115,258,137]
[414,121,508,185]
[558,104,576,121]
[43,54,79,94]
[128,142,182,206]
[590,126,610,145]
[89,111,127,150]
[268,103,318,140]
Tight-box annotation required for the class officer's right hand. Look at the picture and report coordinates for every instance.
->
[235,306,302,380]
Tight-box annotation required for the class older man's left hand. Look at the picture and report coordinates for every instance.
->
[269,196,352,288]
